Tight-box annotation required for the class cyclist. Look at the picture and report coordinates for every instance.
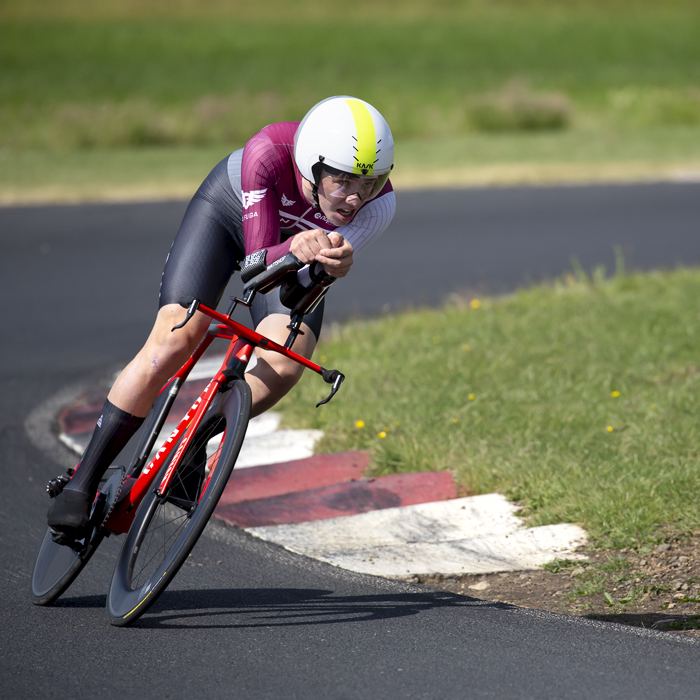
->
[47,95,396,543]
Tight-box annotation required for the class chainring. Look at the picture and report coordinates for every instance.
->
[96,466,127,528]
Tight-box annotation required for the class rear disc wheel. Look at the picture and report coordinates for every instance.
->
[30,467,125,606]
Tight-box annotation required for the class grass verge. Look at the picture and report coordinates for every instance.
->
[2,125,700,205]
[2,4,700,151]
[2,1,700,203]
[0,146,229,205]
[278,267,700,551]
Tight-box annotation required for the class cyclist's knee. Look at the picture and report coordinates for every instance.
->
[145,305,209,371]
[255,352,305,398]
[270,359,305,394]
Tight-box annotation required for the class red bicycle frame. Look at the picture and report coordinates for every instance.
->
[103,296,343,535]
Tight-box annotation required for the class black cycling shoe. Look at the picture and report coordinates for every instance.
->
[47,489,93,545]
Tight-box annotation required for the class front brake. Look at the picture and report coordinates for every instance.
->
[172,297,201,331]
[316,369,345,407]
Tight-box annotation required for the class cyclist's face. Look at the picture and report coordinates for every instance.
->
[317,170,378,226]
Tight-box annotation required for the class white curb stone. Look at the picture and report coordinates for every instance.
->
[58,433,91,455]
[249,494,522,551]
[248,495,587,576]
[60,354,324,467]
[194,354,324,467]
[233,427,324,469]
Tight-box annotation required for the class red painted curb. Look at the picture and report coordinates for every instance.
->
[58,380,208,437]
[214,471,457,528]
[57,387,110,437]
[218,451,370,505]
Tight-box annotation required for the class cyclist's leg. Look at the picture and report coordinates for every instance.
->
[47,402,146,535]
[47,305,213,535]
[246,314,317,417]
[246,292,324,418]
[48,187,243,538]
[107,305,211,416]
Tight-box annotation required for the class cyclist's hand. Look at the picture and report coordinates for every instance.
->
[317,231,354,278]
[290,229,332,265]
[290,230,354,278]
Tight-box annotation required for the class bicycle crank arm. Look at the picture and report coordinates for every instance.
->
[316,369,345,407]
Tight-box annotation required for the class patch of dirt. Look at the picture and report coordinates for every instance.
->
[410,536,700,637]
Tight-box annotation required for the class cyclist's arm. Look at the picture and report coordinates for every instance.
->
[240,129,291,263]
[295,189,395,280]
[332,190,396,256]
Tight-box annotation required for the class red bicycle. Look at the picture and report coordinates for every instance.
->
[30,254,344,626]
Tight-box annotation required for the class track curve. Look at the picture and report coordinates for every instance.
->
[2,183,700,699]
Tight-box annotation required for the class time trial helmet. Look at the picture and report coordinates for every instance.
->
[294,96,394,203]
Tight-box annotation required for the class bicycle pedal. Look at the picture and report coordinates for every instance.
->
[46,474,70,498]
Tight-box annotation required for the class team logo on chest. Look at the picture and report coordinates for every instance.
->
[280,193,296,207]
[242,189,267,209]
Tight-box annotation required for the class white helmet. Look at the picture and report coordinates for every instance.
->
[294,96,394,202]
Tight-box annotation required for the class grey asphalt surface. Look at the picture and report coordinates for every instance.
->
[2,182,700,699]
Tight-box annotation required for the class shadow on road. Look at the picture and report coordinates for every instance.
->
[587,611,700,634]
[52,587,511,628]
[138,588,508,629]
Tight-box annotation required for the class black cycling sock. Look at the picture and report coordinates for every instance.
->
[65,398,145,498]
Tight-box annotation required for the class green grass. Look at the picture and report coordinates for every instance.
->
[277,267,700,550]
[2,125,700,204]
[0,147,230,203]
[1,0,700,198]
[401,127,700,168]
[1,2,700,151]
[3,0,699,21]
[568,557,661,609]
[541,558,581,575]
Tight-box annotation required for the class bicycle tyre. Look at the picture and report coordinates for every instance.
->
[30,466,125,606]
[106,378,251,626]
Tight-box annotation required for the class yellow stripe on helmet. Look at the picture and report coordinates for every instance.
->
[345,99,377,176]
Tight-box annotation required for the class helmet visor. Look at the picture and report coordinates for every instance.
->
[321,168,391,202]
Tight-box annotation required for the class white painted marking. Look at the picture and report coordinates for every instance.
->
[58,433,89,456]
[671,169,700,183]
[247,495,587,576]
[234,429,323,469]
[248,495,523,553]
[310,524,587,576]
[242,412,281,438]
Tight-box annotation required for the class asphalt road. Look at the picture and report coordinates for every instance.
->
[2,182,700,699]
